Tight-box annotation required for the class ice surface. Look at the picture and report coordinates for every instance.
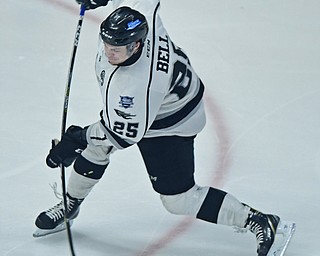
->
[1,0,319,255]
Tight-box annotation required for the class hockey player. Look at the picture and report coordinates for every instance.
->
[34,0,294,255]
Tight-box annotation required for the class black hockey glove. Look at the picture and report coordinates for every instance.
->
[46,125,88,168]
[75,0,109,10]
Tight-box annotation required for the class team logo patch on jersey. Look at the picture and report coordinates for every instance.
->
[119,96,134,109]
[114,109,136,120]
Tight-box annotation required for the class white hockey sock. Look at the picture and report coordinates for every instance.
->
[217,193,250,228]
[67,169,99,199]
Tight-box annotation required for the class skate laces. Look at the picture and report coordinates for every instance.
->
[50,182,63,200]
[233,213,264,240]
[247,218,265,244]
[45,182,77,221]
[245,210,274,246]
[233,226,248,234]
[45,201,64,221]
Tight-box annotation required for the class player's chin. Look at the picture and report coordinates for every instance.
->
[108,59,120,65]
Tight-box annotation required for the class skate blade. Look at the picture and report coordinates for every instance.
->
[33,220,73,238]
[267,221,296,256]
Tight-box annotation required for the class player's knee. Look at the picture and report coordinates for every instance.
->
[160,185,209,216]
[74,155,108,179]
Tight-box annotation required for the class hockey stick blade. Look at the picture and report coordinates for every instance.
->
[267,221,296,256]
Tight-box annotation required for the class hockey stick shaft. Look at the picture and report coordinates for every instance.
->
[61,5,86,135]
[60,5,86,256]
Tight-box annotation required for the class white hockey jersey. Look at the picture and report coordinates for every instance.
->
[87,0,206,149]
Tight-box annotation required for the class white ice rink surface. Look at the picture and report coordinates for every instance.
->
[1,0,320,255]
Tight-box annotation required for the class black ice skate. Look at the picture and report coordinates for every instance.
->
[33,193,83,237]
[245,208,280,256]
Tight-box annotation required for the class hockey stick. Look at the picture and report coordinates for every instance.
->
[60,5,86,256]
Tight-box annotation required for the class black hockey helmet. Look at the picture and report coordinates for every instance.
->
[100,6,149,46]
